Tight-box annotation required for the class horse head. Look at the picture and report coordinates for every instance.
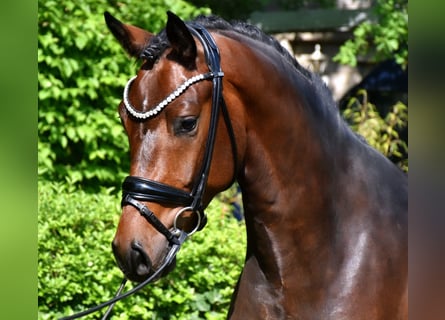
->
[105,12,240,282]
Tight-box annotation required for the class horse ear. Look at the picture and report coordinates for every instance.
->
[104,11,152,58]
[166,11,197,69]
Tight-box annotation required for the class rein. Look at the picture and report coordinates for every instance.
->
[59,231,187,320]
[60,22,237,319]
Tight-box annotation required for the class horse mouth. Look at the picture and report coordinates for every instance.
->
[117,243,178,283]
[144,255,177,283]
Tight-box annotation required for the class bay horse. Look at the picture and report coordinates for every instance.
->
[105,11,407,319]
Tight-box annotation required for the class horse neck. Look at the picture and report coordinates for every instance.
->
[225,36,347,285]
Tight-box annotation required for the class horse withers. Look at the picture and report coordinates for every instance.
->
[105,11,407,319]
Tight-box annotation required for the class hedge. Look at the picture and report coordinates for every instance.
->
[38,180,246,319]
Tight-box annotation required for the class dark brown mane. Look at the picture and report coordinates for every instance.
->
[141,14,313,79]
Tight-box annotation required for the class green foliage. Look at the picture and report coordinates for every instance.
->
[333,0,408,68]
[342,90,408,171]
[38,180,245,319]
[334,0,408,171]
[38,0,210,189]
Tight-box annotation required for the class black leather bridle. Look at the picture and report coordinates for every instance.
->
[122,21,238,244]
[60,22,237,320]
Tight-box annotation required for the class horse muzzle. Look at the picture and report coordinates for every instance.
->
[112,175,207,282]
[112,234,178,282]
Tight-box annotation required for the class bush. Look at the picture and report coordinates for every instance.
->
[341,90,408,171]
[333,0,408,68]
[38,0,210,189]
[38,180,246,319]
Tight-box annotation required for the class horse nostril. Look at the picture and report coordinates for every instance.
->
[130,241,152,277]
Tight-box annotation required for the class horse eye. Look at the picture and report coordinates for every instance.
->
[175,117,198,134]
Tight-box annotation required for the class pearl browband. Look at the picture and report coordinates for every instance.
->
[123,71,224,120]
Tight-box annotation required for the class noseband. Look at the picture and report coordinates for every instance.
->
[60,23,237,320]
